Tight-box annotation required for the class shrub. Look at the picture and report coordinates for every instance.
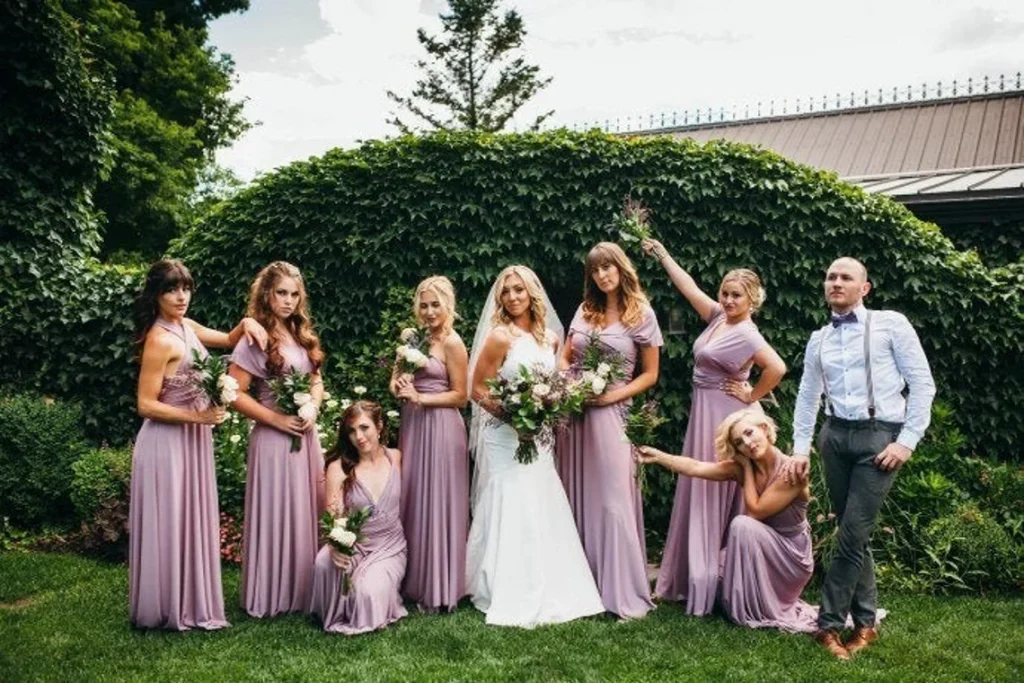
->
[0,393,91,529]
[70,446,132,521]
[926,505,1021,593]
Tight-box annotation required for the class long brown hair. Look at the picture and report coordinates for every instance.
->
[324,401,389,502]
[246,261,324,376]
[582,242,649,328]
[133,259,195,359]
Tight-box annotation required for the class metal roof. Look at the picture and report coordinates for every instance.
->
[848,163,1024,202]
[648,92,1024,179]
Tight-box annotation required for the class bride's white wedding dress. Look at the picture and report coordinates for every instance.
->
[466,332,604,628]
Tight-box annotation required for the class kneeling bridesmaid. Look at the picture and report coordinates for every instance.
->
[638,409,818,633]
[129,259,266,630]
[310,401,408,635]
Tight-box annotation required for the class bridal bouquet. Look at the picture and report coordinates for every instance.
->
[622,398,667,495]
[190,350,239,407]
[320,506,374,595]
[268,369,316,452]
[576,331,626,397]
[487,363,585,465]
[395,326,430,376]
[614,196,656,245]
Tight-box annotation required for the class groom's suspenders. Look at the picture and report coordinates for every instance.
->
[818,310,875,420]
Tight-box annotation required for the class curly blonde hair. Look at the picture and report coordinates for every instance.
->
[414,275,457,340]
[582,242,650,328]
[714,408,777,461]
[491,265,550,346]
[719,268,767,314]
[246,261,324,376]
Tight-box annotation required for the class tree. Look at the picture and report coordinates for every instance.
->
[386,0,552,133]
[64,0,251,259]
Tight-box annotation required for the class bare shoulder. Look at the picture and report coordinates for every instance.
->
[486,325,513,348]
[544,328,560,348]
[391,447,403,469]
[443,331,468,354]
[144,326,182,358]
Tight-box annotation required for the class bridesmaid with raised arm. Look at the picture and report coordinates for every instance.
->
[310,401,408,635]
[637,409,817,632]
[642,238,786,616]
[229,261,326,618]
[556,242,662,619]
[130,259,267,630]
[390,276,469,613]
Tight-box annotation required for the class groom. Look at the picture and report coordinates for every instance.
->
[783,257,935,660]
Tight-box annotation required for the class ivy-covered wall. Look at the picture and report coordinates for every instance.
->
[169,131,1024,461]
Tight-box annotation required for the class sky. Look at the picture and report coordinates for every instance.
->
[209,0,1024,180]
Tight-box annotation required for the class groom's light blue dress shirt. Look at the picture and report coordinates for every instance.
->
[793,304,936,455]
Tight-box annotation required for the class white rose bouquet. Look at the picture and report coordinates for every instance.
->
[395,326,431,376]
[576,331,626,398]
[190,350,239,408]
[486,363,585,465]
[320,506,374,594]
[268,369,316,452]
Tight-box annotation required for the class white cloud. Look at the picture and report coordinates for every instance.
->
[215,0,1023,179]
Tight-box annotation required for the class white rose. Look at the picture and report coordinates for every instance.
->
[387,410,399,419]
[329,527,357,547]
[293,391,313,406]
[405,348,429,368]
[219,386,238,404]
[400,327,418,343]
[510,394,521,404]
[353,386,367,396]
[298,402,318,422]
[229,434,241,444]
[395,346,409,360]
[591,376,607,395]
[333,516,348,529]
[596,362,612,377]
[532,383,551,398]
[326,399,338,410]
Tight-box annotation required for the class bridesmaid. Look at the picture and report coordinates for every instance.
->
[310,401,408,634]
[556,242,662,619]
[637,409,816,633]
[389,276,469,613]
[643,238,786,616]
[229,261,326,618]
[130,259,267,630]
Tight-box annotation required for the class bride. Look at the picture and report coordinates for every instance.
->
[465,264,604,628]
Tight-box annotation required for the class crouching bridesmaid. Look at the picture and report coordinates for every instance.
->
[310,401,408,635]
[637,409,819,633]
[129,259,266,630]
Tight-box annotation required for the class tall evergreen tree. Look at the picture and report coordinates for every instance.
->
[387,0,552,133]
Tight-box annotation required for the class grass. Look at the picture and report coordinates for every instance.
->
[1,551,1022,682]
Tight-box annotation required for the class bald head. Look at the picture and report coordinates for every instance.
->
[824,257,871,313]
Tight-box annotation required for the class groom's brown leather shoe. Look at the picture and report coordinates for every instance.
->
[815,630,850,661]
[845,626,878,655]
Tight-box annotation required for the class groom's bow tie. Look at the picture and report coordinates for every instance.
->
[831,311,858,328]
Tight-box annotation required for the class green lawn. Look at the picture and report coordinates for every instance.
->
[1,552,1021,682]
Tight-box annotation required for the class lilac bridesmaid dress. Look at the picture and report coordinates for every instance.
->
[231,340,325,617]
[398,356,469,612]
[655,304,768,615]
[310,449,408,634]
[555,305,663,619]
[128,319,229,630]
[719,457,817,632]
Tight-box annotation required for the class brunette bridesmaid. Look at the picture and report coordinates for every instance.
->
[390,276,469,613]
[130,259,267,630]
[310,401,408,634]
[637,409,816,633]
[556,242,662,619]
[642,239,786,616]
[229,261,326,618]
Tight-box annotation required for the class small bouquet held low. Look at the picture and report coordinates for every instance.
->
[576,331,626,397]
[320,506,374,595]
[614,196,656,246]
[190,350,239,408]
[486,363,585,465]
[268,369,317,452]
[622,398,668,496]
[395,326,430,376]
